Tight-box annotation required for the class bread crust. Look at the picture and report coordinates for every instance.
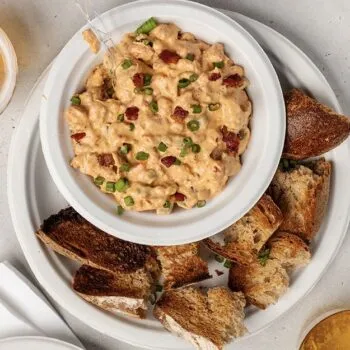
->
[283,88,350,160]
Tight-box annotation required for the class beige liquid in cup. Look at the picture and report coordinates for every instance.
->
[0,52,5,89]
[300,310,350,350]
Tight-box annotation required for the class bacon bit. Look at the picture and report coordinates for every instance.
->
[125,106,139,120]
[221,126,240,154]
[173,192,186,201]
[97,153,115,167]
[71,132,86,142]
[215,269,224,276]
[223,74,244,88]
[159,50,181,64]
[161,156,177,168]
[132,73,145,88]
[209,72,221,81]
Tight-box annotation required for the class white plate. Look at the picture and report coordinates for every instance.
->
[40,0,285,245]
[0,336,83,350]
[8,11,350,350]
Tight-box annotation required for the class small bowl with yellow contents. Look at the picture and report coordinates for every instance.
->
[40,0,285,245]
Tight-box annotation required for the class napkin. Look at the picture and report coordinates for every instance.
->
[0,261,84,348]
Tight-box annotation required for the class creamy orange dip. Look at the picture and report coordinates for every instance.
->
[66,20,252,214]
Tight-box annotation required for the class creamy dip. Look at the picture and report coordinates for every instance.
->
[66,19,252,214]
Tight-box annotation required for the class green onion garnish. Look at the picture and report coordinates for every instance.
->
[156,284,163,292]
[124,196,135,206]
[189,73,198,82]
[117,113,124,122]
[120,163,131,172]
[135,151,149,161]
[119,143,131,155]
[174,158,181,165]
[122,59,133,69]
[187,119,200,132]
[143,87,153,95]
[163,200,171,208]
[215,254,224,263]
[183,137,193,146]
[224,259,233,268]
[158,142,168,152]
[178,78,191,88]
[191,144,201,153]
[94,176,105,186]
[149,100,158,113]
[136,17,158,34]
[186,53,195,61]
[213,61,224,69]
[70,96,81,105]
[115,178,129,192]
[180,147,189,157]
[197,200,206,208]
[129,123,135,131]
[208,103,221,111]
[117,205,124,216]
[258,248,270,266]
[142,39,153,46]
[106,182,116,192]
[191,104,202,114]
[144,74,152,86]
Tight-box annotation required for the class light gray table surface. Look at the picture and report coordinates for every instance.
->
[0,0,349,349]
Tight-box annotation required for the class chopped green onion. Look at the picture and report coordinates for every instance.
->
[191,144,201,153]
[189,73,198,82]
[122,59,133,69]
[106,182,116,192]
[258,248,270,266]
[180,147,189,157]
[183,137,193,146]
[94,176,105,186]
[178,78,191,88]
[213,61,224,69]
[135,151,149,161]
[163,200,171,208]
[187,119,200,132]
[215,254,224,263]
[224,259,233,268]
[115,178,129,192]
[129,123,135,131]
[120,163,131,172]
[70,96,81,105]
[158,142,168,152]
[197,200,206,208]
[143,87,153,95]
[174,158,181,165]
[119,143,131,155]
[117,113,124,122]
[136,17,158,34]
[142,39,153,46]
[208,103,221,111]
[124,196,135,206]
[117,205,124,216]
[149,100,158,113]
[186,53,195,61]
[156,284,163,292]
[191,104,202,114]
[144,74,152,86]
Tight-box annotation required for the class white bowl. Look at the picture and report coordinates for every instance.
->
[40,0,285,245]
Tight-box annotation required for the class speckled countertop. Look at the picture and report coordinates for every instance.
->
[0,0,349,349]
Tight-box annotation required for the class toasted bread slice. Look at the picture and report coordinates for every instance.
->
[204,194,283,264]
[283,88,350,160]
[228,259,289,309]
[155,243,211,289]
[36,207,159,277]
[73,265,151,318]
[154,287,246,350]
[269,158,331,242]
[267,231,311,269]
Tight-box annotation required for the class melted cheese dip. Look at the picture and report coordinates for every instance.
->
[66,23,252,214]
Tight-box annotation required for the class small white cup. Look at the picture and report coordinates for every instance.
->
[0,27,18,114]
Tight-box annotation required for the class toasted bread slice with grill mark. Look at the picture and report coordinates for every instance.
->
[154,287,246,350]
[283,88,350,160]
[155,243,211,289]
[204,194,283,264]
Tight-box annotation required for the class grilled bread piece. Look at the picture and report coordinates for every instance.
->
[73,265,151,318]
[36,207,159,277]
[228,259,289,309]
[283,88,350,160]
[154,287,246,350]
[269,158,331,242]
[204,194,283,264]
[155,243,211,289]
[267,231,311,270]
